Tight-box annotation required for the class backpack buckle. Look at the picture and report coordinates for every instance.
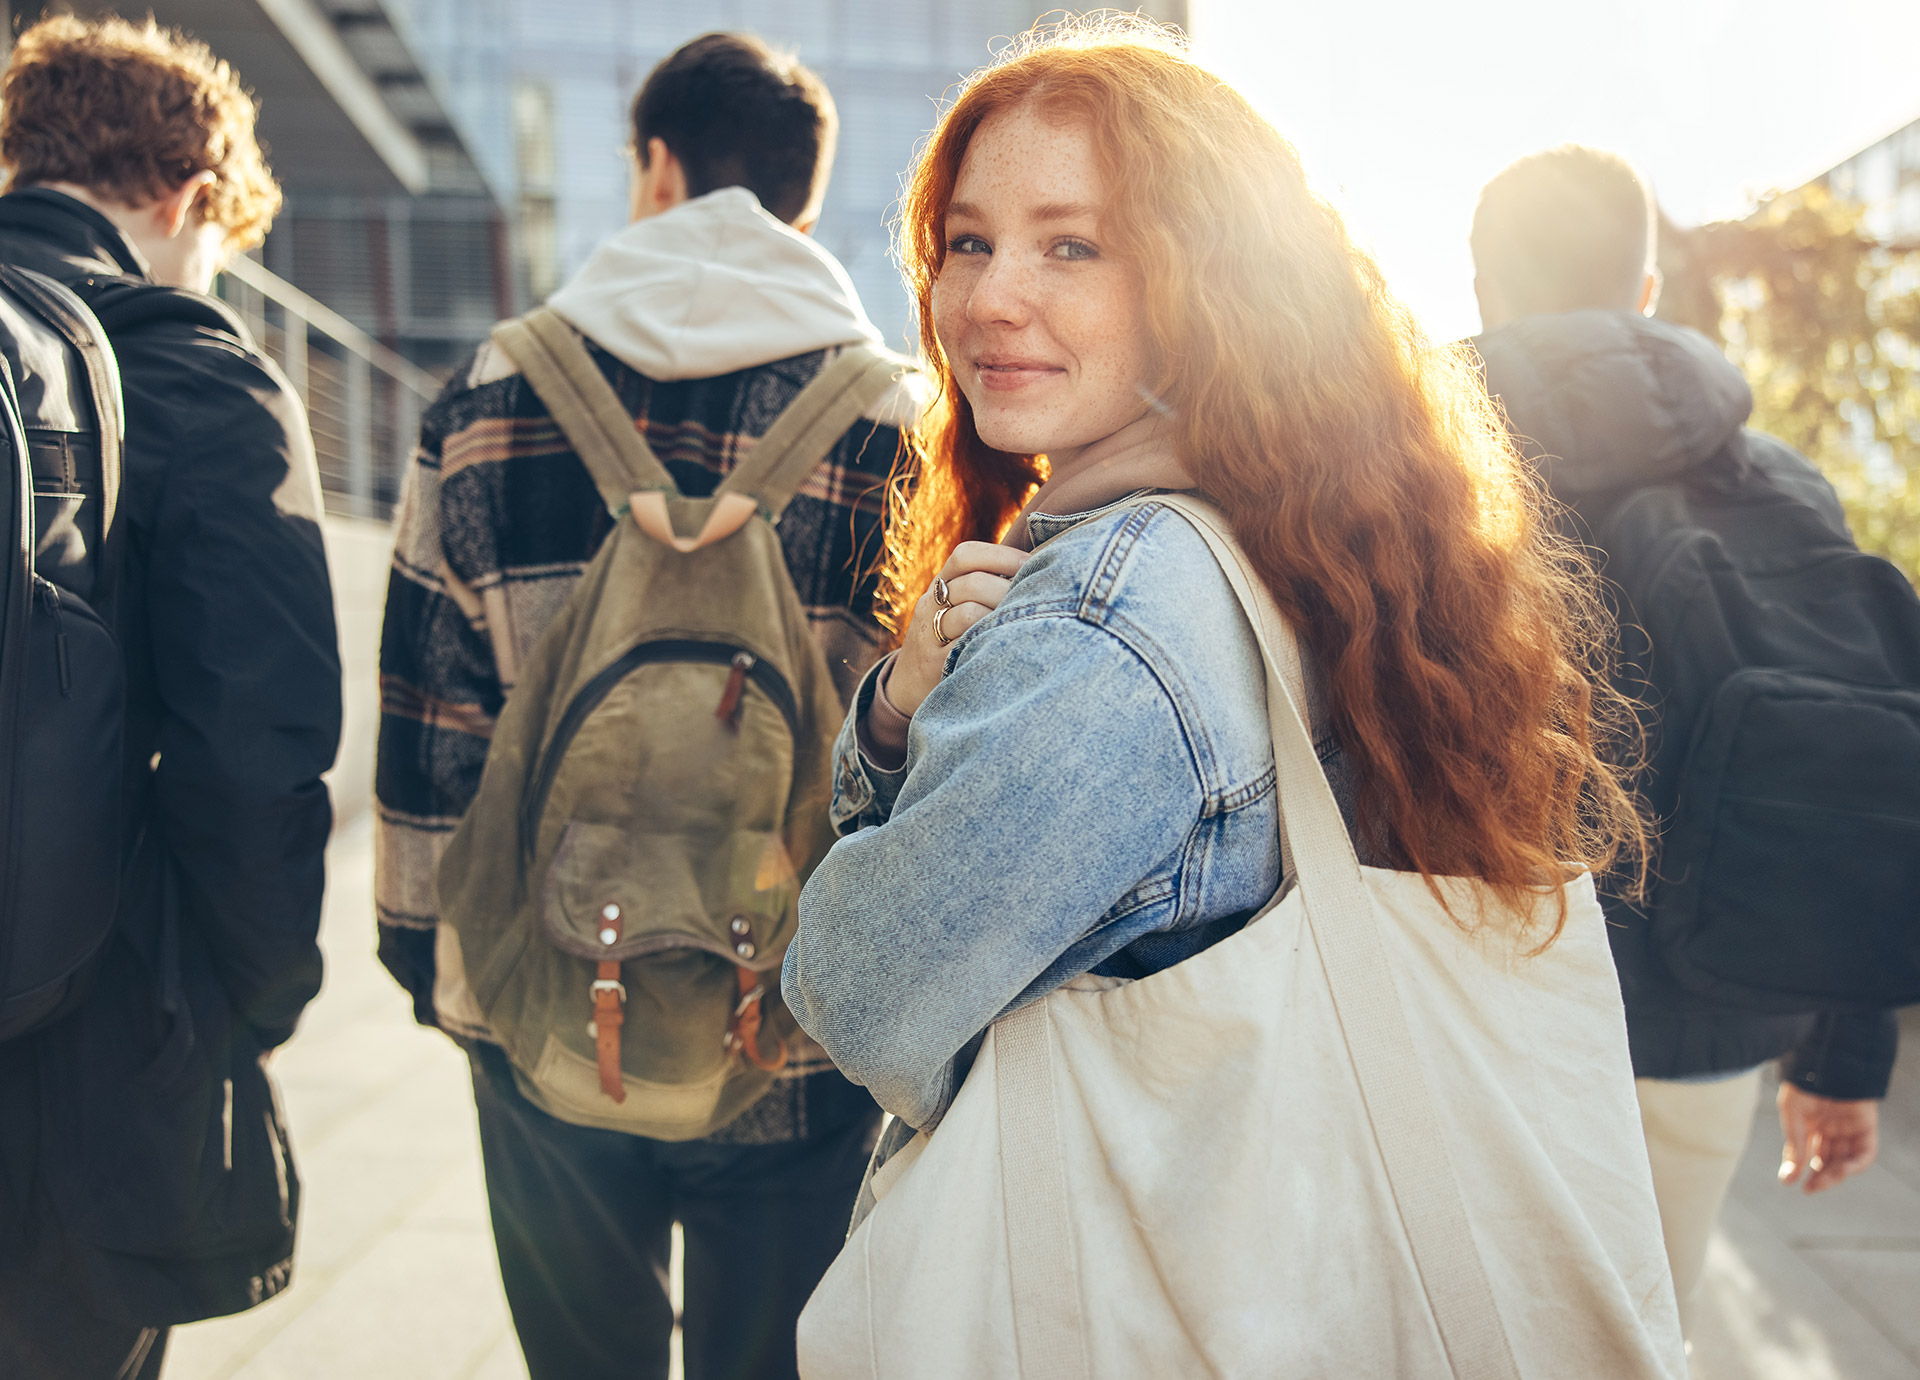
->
[723,970,788,1073]
[591,978,628,1003]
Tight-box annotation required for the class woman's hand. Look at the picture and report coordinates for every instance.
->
[888,541,1029,716]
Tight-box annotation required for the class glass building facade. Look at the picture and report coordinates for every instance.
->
[397,0,1187,352]
[1823,114,1920,243]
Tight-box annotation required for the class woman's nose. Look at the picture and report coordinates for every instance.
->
[967,251,1033,328]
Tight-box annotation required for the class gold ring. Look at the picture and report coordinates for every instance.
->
[933,605,957,646]
[932,576,953,609]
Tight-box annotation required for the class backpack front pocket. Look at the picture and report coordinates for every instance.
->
[522,639,799,854]
[540,822,799,963]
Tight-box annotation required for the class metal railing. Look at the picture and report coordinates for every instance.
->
[217,254,442,521]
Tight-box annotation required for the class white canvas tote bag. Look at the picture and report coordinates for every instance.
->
[796,496,1686,1380]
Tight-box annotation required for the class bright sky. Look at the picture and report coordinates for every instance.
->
[1192,0,1920,342]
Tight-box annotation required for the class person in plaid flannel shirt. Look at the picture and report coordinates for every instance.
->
[374,34,918,1380]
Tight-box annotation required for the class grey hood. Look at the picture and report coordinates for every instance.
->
[545,186,883,381]
[1472,310,1752,500]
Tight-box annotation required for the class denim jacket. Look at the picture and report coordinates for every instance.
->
[782,496,1358,1132]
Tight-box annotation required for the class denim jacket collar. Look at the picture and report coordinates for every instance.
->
[1024,488,1177,549]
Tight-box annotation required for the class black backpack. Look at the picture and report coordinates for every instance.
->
[0,263,127,1041]
[1583,437,1920,1014]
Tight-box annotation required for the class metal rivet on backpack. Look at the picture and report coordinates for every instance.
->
[734,939,756,959]
[586,1020,598,1037]
[599,929,617,945]
[729,917,751,937]
[601,902,621,922]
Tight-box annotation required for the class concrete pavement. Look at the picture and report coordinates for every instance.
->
[1690,1017,1920,1378]
[162,517,1919,1380]
[163,812,527,1380]
[164,517,530,1380]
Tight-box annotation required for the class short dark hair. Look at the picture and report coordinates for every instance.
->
[631,33,836,226]
[1471,145,1655,317]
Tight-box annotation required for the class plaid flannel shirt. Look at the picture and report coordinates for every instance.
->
[375,333,915,1143]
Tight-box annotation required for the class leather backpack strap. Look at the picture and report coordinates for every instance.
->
[590,904,628,1104]
[723,966,789,1072]
[1152,493,1523,1380]
[491,307,678,513]
[714,344,900,522]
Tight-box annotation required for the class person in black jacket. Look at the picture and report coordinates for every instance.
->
[1469,144,1899,1334]
[0,18,340,1379]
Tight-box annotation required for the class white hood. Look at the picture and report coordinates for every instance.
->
[545,186,884,382]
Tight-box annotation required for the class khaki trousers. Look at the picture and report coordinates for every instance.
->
[1635,1069,1766,1334]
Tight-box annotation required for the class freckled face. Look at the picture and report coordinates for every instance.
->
[932,103,1154,457]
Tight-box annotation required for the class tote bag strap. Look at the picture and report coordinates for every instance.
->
[1151,493,1523,1379]
[993,495,1521,1380]
[994,1000,1090,1380]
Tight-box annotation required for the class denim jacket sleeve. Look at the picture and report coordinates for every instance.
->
[783,604,1205,1131]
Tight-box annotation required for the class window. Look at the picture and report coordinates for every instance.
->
[514,80,560,297]
[514,80,557,193]
[841,0,934,67]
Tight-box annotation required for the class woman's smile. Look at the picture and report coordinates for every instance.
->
[972,354,1066,392]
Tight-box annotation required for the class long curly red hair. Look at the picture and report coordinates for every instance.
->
[881,16,1645,926]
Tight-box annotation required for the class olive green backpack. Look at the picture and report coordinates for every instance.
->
[438,308,900,1137]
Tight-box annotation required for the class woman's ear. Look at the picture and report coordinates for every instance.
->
[155,170,217,238]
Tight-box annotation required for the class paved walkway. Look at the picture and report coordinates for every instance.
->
[1690,1017,1920,1378]
[164,518,529,1380]
[164,813,527,1380]
[164,518,1919,1379]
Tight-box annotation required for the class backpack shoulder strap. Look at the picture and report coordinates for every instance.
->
[0,266,125,584]
[491,307,678,513]
[714,344,902,522]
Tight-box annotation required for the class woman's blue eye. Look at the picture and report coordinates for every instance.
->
[1051,237,1099,261]
[947,234,990,255]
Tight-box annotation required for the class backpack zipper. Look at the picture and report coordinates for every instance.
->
[521,639,799,850]
[716,651,753,729]
[33,575,71,697]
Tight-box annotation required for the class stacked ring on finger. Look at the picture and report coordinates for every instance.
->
[931,575,953,609]
[933,606,957,646]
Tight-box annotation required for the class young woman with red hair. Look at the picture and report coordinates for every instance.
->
[784,17,1677,1374]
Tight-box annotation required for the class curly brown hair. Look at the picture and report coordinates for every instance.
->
[0,15,281,249]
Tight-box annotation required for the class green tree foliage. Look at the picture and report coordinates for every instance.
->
[1656,186,1920,581]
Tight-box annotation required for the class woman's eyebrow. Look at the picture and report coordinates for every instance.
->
[944,201,1098,224]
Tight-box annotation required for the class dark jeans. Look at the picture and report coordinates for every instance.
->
[0,1269,168,1379]
[469,1041,879,1380]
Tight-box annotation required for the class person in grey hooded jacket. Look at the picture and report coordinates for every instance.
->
[1468,144,1898,1334]
[375,34,915,1380]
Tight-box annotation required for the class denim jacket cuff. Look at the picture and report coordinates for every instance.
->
[829,655,912,834]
